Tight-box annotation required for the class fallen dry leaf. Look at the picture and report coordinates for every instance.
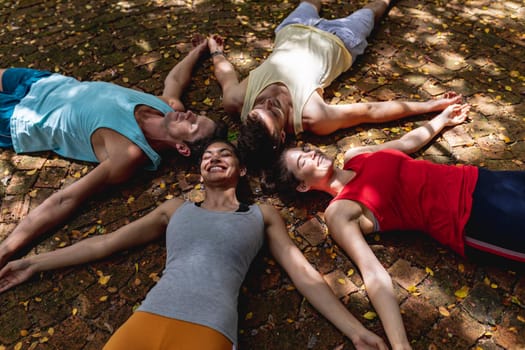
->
[363,311,377,320]
[455,286,469,299]
[438,306,450,317]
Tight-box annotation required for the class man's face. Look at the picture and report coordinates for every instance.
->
[249,97,286,139]
[164,110,216,143]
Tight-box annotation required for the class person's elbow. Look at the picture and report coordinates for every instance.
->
[362,266,393,292]
[285,259,325,292]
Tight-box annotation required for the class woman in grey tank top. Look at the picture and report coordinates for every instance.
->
[0,140,387,350]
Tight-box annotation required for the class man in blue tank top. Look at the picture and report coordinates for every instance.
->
[0,36,227,269]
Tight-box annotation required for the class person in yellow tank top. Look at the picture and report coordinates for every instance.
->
[206,0,463,173]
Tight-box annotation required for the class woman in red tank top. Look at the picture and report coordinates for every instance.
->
[279,102,525,349]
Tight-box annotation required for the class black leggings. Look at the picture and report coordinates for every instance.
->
[464,168,525,262]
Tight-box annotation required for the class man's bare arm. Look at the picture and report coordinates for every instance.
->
[208,34,246,117]
[0,145,145,269]
[162,35,209,110]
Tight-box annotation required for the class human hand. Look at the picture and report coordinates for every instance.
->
[190,33,209,55]
[208,34,224,54]
[437,103,470,127]
[350,328,390,350]
[0,259,36,293]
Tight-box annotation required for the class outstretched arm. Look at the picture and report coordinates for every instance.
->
[0,147,147,270]
[306,92,463,135]
[0,198,183,293]
[344,103,470,162]
[162,34,209,110]
[208,34,247,117]
[325,201,412,350]
[261,204,388,350]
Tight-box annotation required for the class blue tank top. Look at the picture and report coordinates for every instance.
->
[10,74,173,170]
[137,201,265,346]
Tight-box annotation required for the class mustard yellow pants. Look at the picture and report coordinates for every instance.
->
[103,311,233,350]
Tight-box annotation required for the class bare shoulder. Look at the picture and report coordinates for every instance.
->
[92,128,148,182]
[258,203,281,223]
[223,78,248,117]
[93,128,146,162]
[325,199,363,222]
[343,147,374,163]
[157,197,186,218]
[302,91,328,127]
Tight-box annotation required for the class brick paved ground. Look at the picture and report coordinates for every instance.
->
[0,0,524,349]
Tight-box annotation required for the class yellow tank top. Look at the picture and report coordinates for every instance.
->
[241,24,353,134]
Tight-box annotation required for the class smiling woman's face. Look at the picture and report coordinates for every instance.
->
[283,146,334,190]
[200,141,244,185]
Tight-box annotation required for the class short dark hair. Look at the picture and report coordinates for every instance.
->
[237,113,284,172]
[186,119,228,160]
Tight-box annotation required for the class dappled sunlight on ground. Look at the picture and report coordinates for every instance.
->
[0,0,523,349]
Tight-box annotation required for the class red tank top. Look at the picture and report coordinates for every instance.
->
[331,150,478,255]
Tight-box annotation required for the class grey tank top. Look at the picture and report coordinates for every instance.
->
[137,201,265,345]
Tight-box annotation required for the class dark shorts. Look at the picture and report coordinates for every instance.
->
[0,68,52,147]
[464,168,525,262]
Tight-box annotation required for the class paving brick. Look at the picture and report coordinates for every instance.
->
[425,308,486,349]
[400,295,440,340]
[492,310,525,350]
[34,166,68,189]
[45,316,91,349]
[461,282,504,325]
[388,258,428,290]
[10,155,47,170]
[6,171,37,195]
[322,269,359,298]
[0,307,33,344]
[1,194,30,223]
[296,217,326,247]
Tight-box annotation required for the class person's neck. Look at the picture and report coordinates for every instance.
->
[200,187,240,212]
[321,167,355,197]
[283,109,294,134]
[135,106,170,151]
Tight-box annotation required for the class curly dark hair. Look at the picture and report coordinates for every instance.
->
[186,119,228,160]
[237,113,284,172]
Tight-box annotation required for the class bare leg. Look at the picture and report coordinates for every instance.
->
[301,0,321,12]
[364,0,392,23]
